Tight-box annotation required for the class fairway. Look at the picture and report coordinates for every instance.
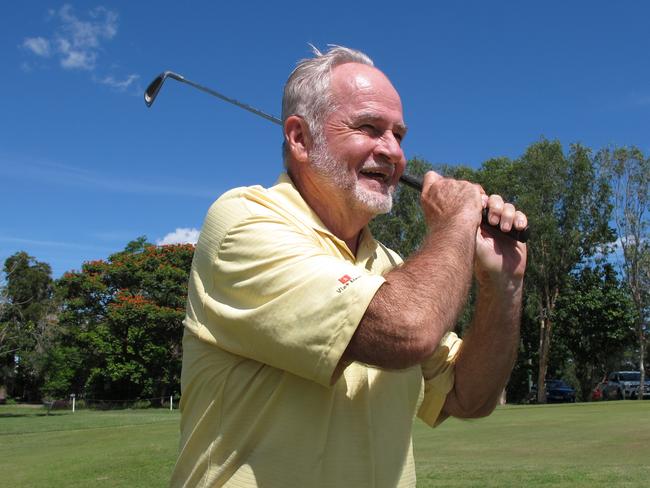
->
[1,402,649,487]
[414,402,650,487]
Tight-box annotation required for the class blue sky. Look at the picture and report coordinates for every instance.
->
[2,1,649,277]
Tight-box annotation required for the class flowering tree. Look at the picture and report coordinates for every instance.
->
[53,238,194,403]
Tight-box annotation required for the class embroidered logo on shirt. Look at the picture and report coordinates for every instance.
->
[336,274,361,293]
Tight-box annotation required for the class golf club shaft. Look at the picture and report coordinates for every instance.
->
[181,77,283,125]
[145,71,529,243]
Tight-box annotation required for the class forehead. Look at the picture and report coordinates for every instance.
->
[328,63,405,126]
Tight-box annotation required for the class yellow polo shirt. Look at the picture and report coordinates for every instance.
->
[170,174,461,488]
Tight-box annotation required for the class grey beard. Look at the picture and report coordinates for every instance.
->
[309,139,393,216]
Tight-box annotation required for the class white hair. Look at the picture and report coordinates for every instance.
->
[281,45,374,163]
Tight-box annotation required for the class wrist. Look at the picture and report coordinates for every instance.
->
[477,275,524,302]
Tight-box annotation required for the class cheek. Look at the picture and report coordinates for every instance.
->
[333,141,375,166]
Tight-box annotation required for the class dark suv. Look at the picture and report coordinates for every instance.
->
[529,379,576,403]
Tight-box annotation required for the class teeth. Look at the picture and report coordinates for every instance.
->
[360,167,393,183]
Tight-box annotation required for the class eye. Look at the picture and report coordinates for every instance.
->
[393,132,403,143]
[358,124,379,136]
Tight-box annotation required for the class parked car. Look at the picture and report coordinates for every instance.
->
[602,371,650,400]
[529,379,576,403]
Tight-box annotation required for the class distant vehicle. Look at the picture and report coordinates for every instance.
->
[529,379,576,403]
[602,371,650,400]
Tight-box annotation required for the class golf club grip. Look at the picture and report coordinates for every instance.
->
[399,174,530,243]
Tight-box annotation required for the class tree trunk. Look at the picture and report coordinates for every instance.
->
[639,325,646,401]
[537,314,551,403]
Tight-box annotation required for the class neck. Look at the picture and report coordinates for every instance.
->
[288,170,369,255]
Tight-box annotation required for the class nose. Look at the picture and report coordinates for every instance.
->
[375,130,405,165]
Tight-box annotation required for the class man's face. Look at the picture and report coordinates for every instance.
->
[309,63,407,216]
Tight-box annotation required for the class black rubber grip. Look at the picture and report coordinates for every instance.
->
[399,174,530,243]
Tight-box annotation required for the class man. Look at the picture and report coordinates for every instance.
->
[170,46,527,488]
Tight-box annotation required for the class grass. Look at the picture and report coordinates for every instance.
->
[1,405,178,487]
[1,401,649,487]
[414,401,650,487]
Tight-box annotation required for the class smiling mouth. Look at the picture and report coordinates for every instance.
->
[359,169,392,184]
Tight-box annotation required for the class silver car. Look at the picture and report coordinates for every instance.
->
[603,371,650,400]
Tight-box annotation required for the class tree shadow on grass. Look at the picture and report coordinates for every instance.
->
[0,412,67,418]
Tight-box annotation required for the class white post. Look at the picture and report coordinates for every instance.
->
[170,395,173,411]
[71,394,76,413]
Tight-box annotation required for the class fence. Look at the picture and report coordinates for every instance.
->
[43,395,179,412]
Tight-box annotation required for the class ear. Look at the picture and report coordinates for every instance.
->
[284,115,312,164]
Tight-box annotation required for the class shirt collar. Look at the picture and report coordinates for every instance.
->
[272,173,378,261]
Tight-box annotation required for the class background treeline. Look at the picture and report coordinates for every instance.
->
[0,239,194,406]
[1,139,648,405]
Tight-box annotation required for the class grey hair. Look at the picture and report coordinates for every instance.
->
[281,44,374,164]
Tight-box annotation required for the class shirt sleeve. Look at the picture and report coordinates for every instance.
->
[417,332,462,427]
[192,200,386,388]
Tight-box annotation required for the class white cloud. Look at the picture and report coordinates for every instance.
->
[99,74,140,91]
[20,4,133,82]
[54,4,118,71]
[22,37,51,57]
[157,228,201,246]
[59,45,96,70]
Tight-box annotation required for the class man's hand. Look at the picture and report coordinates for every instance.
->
[421,170,527,289]
[475,194,528,290]
[420,171,484,238]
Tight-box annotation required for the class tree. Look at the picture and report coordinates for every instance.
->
[599,147,649,397]
[0,268,9,402]
[0,252,54,401]
[553,264,637,400]
[56,238,194,404]
[531,142,613,402]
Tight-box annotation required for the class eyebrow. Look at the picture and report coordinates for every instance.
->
[352,112,408,135]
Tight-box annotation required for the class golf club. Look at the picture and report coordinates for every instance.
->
[144,71,530,243]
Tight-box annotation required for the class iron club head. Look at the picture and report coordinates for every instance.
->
[144,71,185,107]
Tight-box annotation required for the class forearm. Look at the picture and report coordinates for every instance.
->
[443,280,523,418]
[344,226,476,369]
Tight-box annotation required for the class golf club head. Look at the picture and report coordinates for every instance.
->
[144,71,184,107]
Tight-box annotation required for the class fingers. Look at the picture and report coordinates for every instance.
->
[420,173,528,239]
[486,194,528,233]
[421,170,443,191]
[421,171,485,233]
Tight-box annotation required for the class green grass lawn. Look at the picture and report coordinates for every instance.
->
[1,405,178,487]
[414,401,650,487]
[1,401,649,487]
